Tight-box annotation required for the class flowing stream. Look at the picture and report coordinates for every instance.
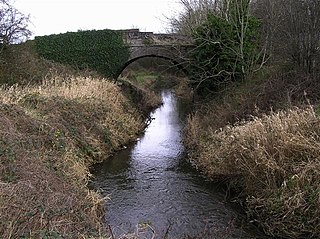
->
[90,90,267,238]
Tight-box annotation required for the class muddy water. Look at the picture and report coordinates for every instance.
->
[90,90,266,238]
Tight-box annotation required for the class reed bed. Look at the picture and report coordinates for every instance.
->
[184,107,320,238]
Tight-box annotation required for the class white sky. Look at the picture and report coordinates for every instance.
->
[14,0,181,37]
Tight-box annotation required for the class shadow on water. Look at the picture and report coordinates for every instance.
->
[90,90,269,239]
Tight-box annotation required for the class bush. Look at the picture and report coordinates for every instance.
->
[190,13,260,95]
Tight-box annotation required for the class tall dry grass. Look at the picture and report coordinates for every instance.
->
[0,75,155,238]
[184,107,320,238]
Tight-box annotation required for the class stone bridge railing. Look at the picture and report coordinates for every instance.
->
[119,29,193,46]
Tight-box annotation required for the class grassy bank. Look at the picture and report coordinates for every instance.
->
[0,75,160,238]
[184,71,320,238]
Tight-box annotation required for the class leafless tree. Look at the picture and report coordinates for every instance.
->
[169,0,253,34]
[169,0,219,35]
[0,0,31,47]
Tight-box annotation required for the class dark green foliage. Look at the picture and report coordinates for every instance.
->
[35,29,129,78]
[190,13,261,95]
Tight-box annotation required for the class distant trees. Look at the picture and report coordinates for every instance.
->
[0,0,31,48]
[252,0,320,73]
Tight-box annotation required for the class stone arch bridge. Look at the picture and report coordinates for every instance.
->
[116,29,194,77]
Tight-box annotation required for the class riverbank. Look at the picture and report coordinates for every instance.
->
[0,74,161,237]
[184,71,320,238]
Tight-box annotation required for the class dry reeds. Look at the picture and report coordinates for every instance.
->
[0,75,154,237]
[185,107,320,238]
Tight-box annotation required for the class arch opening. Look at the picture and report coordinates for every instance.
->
[116,54,189,79]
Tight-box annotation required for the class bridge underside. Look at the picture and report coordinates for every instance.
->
[116,45,192,78]
[116,54,188,78]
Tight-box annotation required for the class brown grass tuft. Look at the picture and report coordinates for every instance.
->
[185,106,320,238]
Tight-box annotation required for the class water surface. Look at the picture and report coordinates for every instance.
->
[91,90,265,238]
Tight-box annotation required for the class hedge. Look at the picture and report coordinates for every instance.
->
[35,29,129,78]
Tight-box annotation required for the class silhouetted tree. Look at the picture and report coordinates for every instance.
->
[0,0,31,48]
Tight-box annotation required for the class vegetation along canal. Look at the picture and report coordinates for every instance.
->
[91,90,267,238]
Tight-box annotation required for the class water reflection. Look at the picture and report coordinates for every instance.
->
[91,90,264,238]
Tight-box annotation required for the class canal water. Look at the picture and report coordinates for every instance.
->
[90,90,266,238]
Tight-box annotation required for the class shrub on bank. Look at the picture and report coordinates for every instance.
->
[0,76,156,237]
[185,107,320,238]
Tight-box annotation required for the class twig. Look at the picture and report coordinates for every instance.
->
[108,224,115,239]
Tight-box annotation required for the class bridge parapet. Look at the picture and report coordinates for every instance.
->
[119,29,193,46]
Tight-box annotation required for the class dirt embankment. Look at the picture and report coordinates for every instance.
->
[0,75,160,238]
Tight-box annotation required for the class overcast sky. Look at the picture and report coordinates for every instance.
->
[14,0,181,37]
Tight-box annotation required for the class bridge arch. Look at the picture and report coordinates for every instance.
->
[116,54,189,78]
